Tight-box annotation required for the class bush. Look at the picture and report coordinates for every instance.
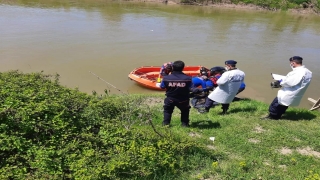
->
[194,0,318,11]
[0,71,216,179]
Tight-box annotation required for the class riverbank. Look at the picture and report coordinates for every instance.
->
[1,71,320,179]
[130,0,320,15]
[1,0,319,15]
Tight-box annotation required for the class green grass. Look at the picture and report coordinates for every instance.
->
[1,71,320,179]
[149,96,320,179]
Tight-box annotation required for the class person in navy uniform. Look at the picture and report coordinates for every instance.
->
[160,60,193,127]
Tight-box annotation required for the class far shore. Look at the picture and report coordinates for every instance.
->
[127,0,320,15]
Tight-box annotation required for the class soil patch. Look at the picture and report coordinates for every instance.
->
[207,145,216,150]
[263,161,271,166]
[253,125,266,133]
[296,147,320,158]
[278,165,287,170]
[209,2,265,11]
[248,138,260,144]
[288,7,318,15]
[279,147,293,155]
[189,132,201,138]
[293,138,301,142]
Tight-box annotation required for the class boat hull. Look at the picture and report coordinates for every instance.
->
[128,66,203,90]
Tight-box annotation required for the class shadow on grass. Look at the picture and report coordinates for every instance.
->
[281,111,317,121]
[208,98,255,113]
[228,106,258,113]
[190,120,221,129]
[232,97,251,102]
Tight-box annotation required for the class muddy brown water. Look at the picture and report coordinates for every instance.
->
[1,1,320,109]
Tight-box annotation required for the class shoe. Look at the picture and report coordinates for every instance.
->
[260,115,279,120]
[162,122,170,126]
[181,123,190,127]
[198,108,209,114]
[219,112,226,115]
[219,109,227,115]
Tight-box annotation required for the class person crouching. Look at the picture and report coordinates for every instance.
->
[261,56,312,120]
[199,60,245,114]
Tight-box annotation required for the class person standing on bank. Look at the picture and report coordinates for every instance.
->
[159,60,193,127]
[261,56,312,120]
[199,60,245,114]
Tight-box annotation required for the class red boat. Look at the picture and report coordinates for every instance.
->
[128,66,204,90]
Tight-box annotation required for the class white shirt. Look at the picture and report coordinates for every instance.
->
[278,65,312,106]
[208,69,245,104]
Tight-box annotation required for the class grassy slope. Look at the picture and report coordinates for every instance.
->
[149,96,320,179]
[1,71,319,179]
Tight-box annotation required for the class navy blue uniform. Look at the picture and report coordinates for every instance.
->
[268,97,289,119]
[160,71,192,126]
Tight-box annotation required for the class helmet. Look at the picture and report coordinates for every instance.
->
[210,66,225,74]
[165,64,173,71]
[200,67,209,75]
[200,67,207,73]
[200,71,208,77]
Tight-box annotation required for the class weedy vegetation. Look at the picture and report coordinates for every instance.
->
[181,0,320,13]
[1,70,320,179]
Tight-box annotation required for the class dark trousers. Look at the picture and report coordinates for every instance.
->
[163,97,190,125]
[269,97,288,118]
[237,87,245,94]
[204,98,229,111]
[204,87,245,110]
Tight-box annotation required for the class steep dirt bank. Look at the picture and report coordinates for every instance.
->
[128,0,319,15]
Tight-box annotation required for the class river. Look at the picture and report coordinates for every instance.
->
[1,0,320,109]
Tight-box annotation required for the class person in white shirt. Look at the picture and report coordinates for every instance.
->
[261,56,312,120]
[199,60,245,114]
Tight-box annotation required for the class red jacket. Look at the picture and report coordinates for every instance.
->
[209,74,222,87]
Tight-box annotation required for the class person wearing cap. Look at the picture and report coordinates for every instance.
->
[261,56,312,120]
[210,66,246,93]
[199,60,245,114]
